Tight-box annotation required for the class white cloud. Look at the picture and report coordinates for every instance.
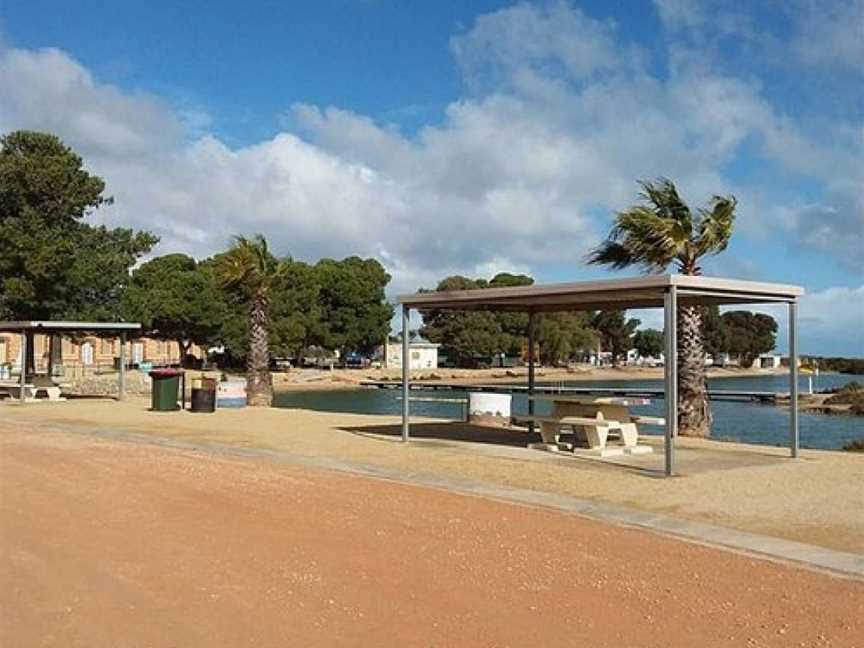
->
[791,0,864,71]
[0,48,181,158]
[450,0,640,87]
[797,285,864,356]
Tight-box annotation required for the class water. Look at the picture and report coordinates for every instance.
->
[274,373,864,450]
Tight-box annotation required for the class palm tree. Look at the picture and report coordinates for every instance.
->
[215,235,285,407]
[587,179,736,436]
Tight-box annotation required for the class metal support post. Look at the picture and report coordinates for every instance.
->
[789,300,799,458]
[663,288,678,476]
[401,305,410,442]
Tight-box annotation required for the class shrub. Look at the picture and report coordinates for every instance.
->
[842,439,864,452]
[826,381,864,408]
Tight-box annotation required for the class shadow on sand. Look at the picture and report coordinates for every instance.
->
[337,420,790,479]
[340,421,539,447]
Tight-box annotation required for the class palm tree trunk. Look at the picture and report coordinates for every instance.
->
[246,291,273,407]
[677,305,712,436]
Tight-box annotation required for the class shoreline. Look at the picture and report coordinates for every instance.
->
[272,365,793,393]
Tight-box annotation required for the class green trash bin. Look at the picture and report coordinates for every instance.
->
[149,369,182,411]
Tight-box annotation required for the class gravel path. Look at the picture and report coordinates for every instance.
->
[1,425,862,647]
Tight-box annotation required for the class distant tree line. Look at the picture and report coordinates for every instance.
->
[420,274,652,367]
[419,274,597,366]
[122,250,393,366]
[803,357,864,375]
[702,307,778,367]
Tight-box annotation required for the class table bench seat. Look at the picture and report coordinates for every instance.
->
[514,414,623,428]
[630,415,665,426]
[0,383,65,402]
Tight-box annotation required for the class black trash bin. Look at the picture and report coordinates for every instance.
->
[189,377,217,413]
[149,369,182,411]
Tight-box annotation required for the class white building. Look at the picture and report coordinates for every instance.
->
[750,353,783,369]
[381,341,440,370]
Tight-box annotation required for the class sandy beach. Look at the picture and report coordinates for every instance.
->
[3,397,862,554]
[270,364,790,392]
[2,423,862,648]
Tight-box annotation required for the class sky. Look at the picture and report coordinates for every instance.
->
[0,0,862,355]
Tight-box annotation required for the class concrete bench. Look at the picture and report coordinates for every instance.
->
[0,382,65,402]
[514,414,628,451]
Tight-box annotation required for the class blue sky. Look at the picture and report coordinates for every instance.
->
[1,0,862,355]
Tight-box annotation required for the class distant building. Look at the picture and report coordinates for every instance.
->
[0,332,203,372]
[379,340,440,370]
[750,353,783,369]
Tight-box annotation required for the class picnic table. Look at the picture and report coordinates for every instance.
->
[516,395,664,455]
[0,379,65,402]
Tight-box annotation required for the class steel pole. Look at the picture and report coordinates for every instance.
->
[527,310,536,436]
[401,305,410,442]
[663,287,678,476]
[118,332,127,401]
[19,329,27,403]
[789,300,799,458]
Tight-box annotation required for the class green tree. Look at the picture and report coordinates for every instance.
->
[489,273,534,357]
[420,276,503,366]
[122,254,226,364]
[0,130,157,321]
[536,312,598,365]
[702,305,731,364]
[269,260,322,359]
[0,131,156,373]
[421,273,597,366]
[633,328,664,359]
[592,310,640,366]
[587,178,736,436]
[214,235,285,407]
[209,259,322,366]
[721,311,777,368]
[312,257,393,355]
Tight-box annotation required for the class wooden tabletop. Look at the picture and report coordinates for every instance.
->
[527,395,651,407]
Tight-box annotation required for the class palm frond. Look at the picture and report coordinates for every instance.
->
[696,195,736,257]
[585,241,635,269]
[588,204,689,273]
[638,178,693,236]
[214,233,284,294]
[588,180,738,276]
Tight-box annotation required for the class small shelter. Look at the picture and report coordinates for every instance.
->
[0,321,142,402]
[397,275,804,476]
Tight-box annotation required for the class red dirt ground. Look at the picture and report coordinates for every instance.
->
[1,426,862,648]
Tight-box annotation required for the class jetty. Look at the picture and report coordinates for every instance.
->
[360,380,780,403]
